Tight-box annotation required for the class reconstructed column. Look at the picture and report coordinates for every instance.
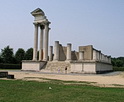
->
[79,51,84,60]
[54,41,59,61]
[33,23,38,61]
[49,46,53,61]
[66,43,72,61]
[39,25,44,61]
[43,23,49,61]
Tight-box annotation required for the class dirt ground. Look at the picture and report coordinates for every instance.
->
[1,70,124,88]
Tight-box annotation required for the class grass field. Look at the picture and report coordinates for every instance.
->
[0,79,124,102]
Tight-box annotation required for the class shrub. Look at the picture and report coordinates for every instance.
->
[0,63,21,69]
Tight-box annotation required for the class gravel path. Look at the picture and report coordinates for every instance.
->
[1,70,124,87]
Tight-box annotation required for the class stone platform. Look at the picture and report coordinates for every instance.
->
[22,60,47,71]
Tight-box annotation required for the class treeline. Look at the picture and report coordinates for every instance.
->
[111,57,124,67]
[0,46,33,64]
[0,45,124,70]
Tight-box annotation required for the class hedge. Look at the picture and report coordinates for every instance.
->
[0,63,21,69]
[113,66,124,71]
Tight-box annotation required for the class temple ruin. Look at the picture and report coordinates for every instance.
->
[22,8,112,74]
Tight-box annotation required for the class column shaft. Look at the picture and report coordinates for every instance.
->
[49,46,53,61]
[43,24,49,61]
[54,41,59,61]
[66,43,72,61]
[39,26,44,61]
[33,24,38,61]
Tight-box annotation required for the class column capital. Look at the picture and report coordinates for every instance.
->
[33,22,38,26]
[40,25,44,29]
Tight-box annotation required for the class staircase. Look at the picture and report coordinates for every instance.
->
[41,61,71,73]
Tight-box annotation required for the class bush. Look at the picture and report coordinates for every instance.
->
[0,63,21,69]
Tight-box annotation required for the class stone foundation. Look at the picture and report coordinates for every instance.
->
[22,60,47,71]
[71,61,112,74]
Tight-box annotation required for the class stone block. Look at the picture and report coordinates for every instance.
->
[0,72,8,78]
[7,75,14,79]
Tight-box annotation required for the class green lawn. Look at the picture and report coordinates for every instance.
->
[0,79,124,102]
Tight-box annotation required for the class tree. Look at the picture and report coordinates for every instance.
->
[111,58,116,66]
[15,48,25,64]
[1,46,15,63]
[116,59,123,67]
[25,48,33,60]
[0,55,3,63]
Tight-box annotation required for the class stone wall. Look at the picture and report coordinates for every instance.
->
[59,45,66,61]
[79,45,93,60]
[71,51,78,60]
[70,61,112,74]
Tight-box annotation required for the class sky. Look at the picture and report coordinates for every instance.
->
[0,0,124,57]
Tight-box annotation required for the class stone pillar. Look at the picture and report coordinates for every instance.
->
[33,23,38,61]
[39,25,44,61]
[99,51,102,61]
[79,51,84,60]
[54,41,59,61]
[66,43,72,61]
[93,50,97,60]
[49,46,53,61]
[43,24,49,61]
[108,56,111,63]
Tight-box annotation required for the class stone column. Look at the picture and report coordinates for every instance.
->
[66,43,72,61]
[43,24,49,61]
[33,23,38,61]
[54,41,59,61]
[79,51,84,60]
[39,25,44,61]
[49,46,53,61]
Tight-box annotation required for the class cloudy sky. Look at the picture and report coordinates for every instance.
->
[0,0,124,57]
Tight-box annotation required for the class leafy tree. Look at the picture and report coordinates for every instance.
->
[15,48,25,64]
[111,58,116,66]
[25,48,33,60]
[1,46,15,63]
[111,57,124,67]
[116,59,123,67]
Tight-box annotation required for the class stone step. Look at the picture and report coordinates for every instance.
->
[41,61,71,73]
